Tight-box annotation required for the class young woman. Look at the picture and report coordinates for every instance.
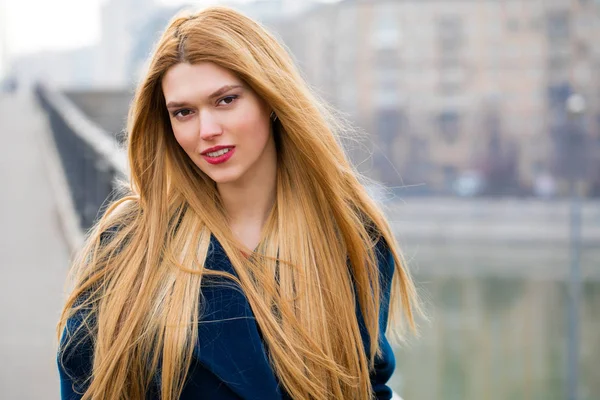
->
[57,6,420,400]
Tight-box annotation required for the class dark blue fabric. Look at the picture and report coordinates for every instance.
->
[365,236,397,399]
[58,234,396,399]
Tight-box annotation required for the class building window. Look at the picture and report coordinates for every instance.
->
[546,11,570,43]
[438,111,461,144]
[437,16,463,49]
[376,109,405,149]
[547,82,571,115]
[437,15,464,69]
[371,4,400,51]
[374,68,399,108]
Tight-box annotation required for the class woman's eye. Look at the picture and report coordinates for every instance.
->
[173,109,193,118]
[218,95,238,106]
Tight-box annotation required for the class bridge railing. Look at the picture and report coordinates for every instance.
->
[35,83,128,232]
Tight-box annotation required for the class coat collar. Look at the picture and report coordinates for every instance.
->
[192,234,283,399]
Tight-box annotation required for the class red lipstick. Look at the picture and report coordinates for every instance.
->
[201,146,235,165]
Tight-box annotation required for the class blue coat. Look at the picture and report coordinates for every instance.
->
[58,234,397,399]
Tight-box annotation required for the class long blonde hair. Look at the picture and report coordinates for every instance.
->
[57,6,419,399]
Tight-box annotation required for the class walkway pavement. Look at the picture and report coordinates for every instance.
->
[0,91,70,399]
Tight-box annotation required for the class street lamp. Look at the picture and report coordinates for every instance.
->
[565,92,586,400]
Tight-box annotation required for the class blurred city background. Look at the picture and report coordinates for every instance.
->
[0,0,599,399]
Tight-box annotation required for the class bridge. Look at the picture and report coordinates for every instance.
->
[0,92,68,399]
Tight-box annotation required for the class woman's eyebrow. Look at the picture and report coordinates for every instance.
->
[166,84,244,109]
[208,84,243,100]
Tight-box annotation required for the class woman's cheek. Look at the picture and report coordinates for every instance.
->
[239,113,269,142]
[174,128,197,153]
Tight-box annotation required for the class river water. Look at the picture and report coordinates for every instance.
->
[389,241,599,400]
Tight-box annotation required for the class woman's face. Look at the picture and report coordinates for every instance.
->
[162,62,275,186]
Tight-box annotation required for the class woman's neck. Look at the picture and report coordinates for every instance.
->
[217,156,277,251]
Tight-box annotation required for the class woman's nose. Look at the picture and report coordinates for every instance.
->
[198,111,223,140]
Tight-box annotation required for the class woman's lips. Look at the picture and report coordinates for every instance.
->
[202,147,235,165]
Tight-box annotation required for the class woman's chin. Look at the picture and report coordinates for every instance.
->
[206,170,243,186]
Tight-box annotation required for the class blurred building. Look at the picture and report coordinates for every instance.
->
[275,0,600,196]
[99,0,159,88]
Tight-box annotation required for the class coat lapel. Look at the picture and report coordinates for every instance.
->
[193,234,283,400]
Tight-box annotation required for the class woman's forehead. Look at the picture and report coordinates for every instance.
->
[162,62,246,102]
